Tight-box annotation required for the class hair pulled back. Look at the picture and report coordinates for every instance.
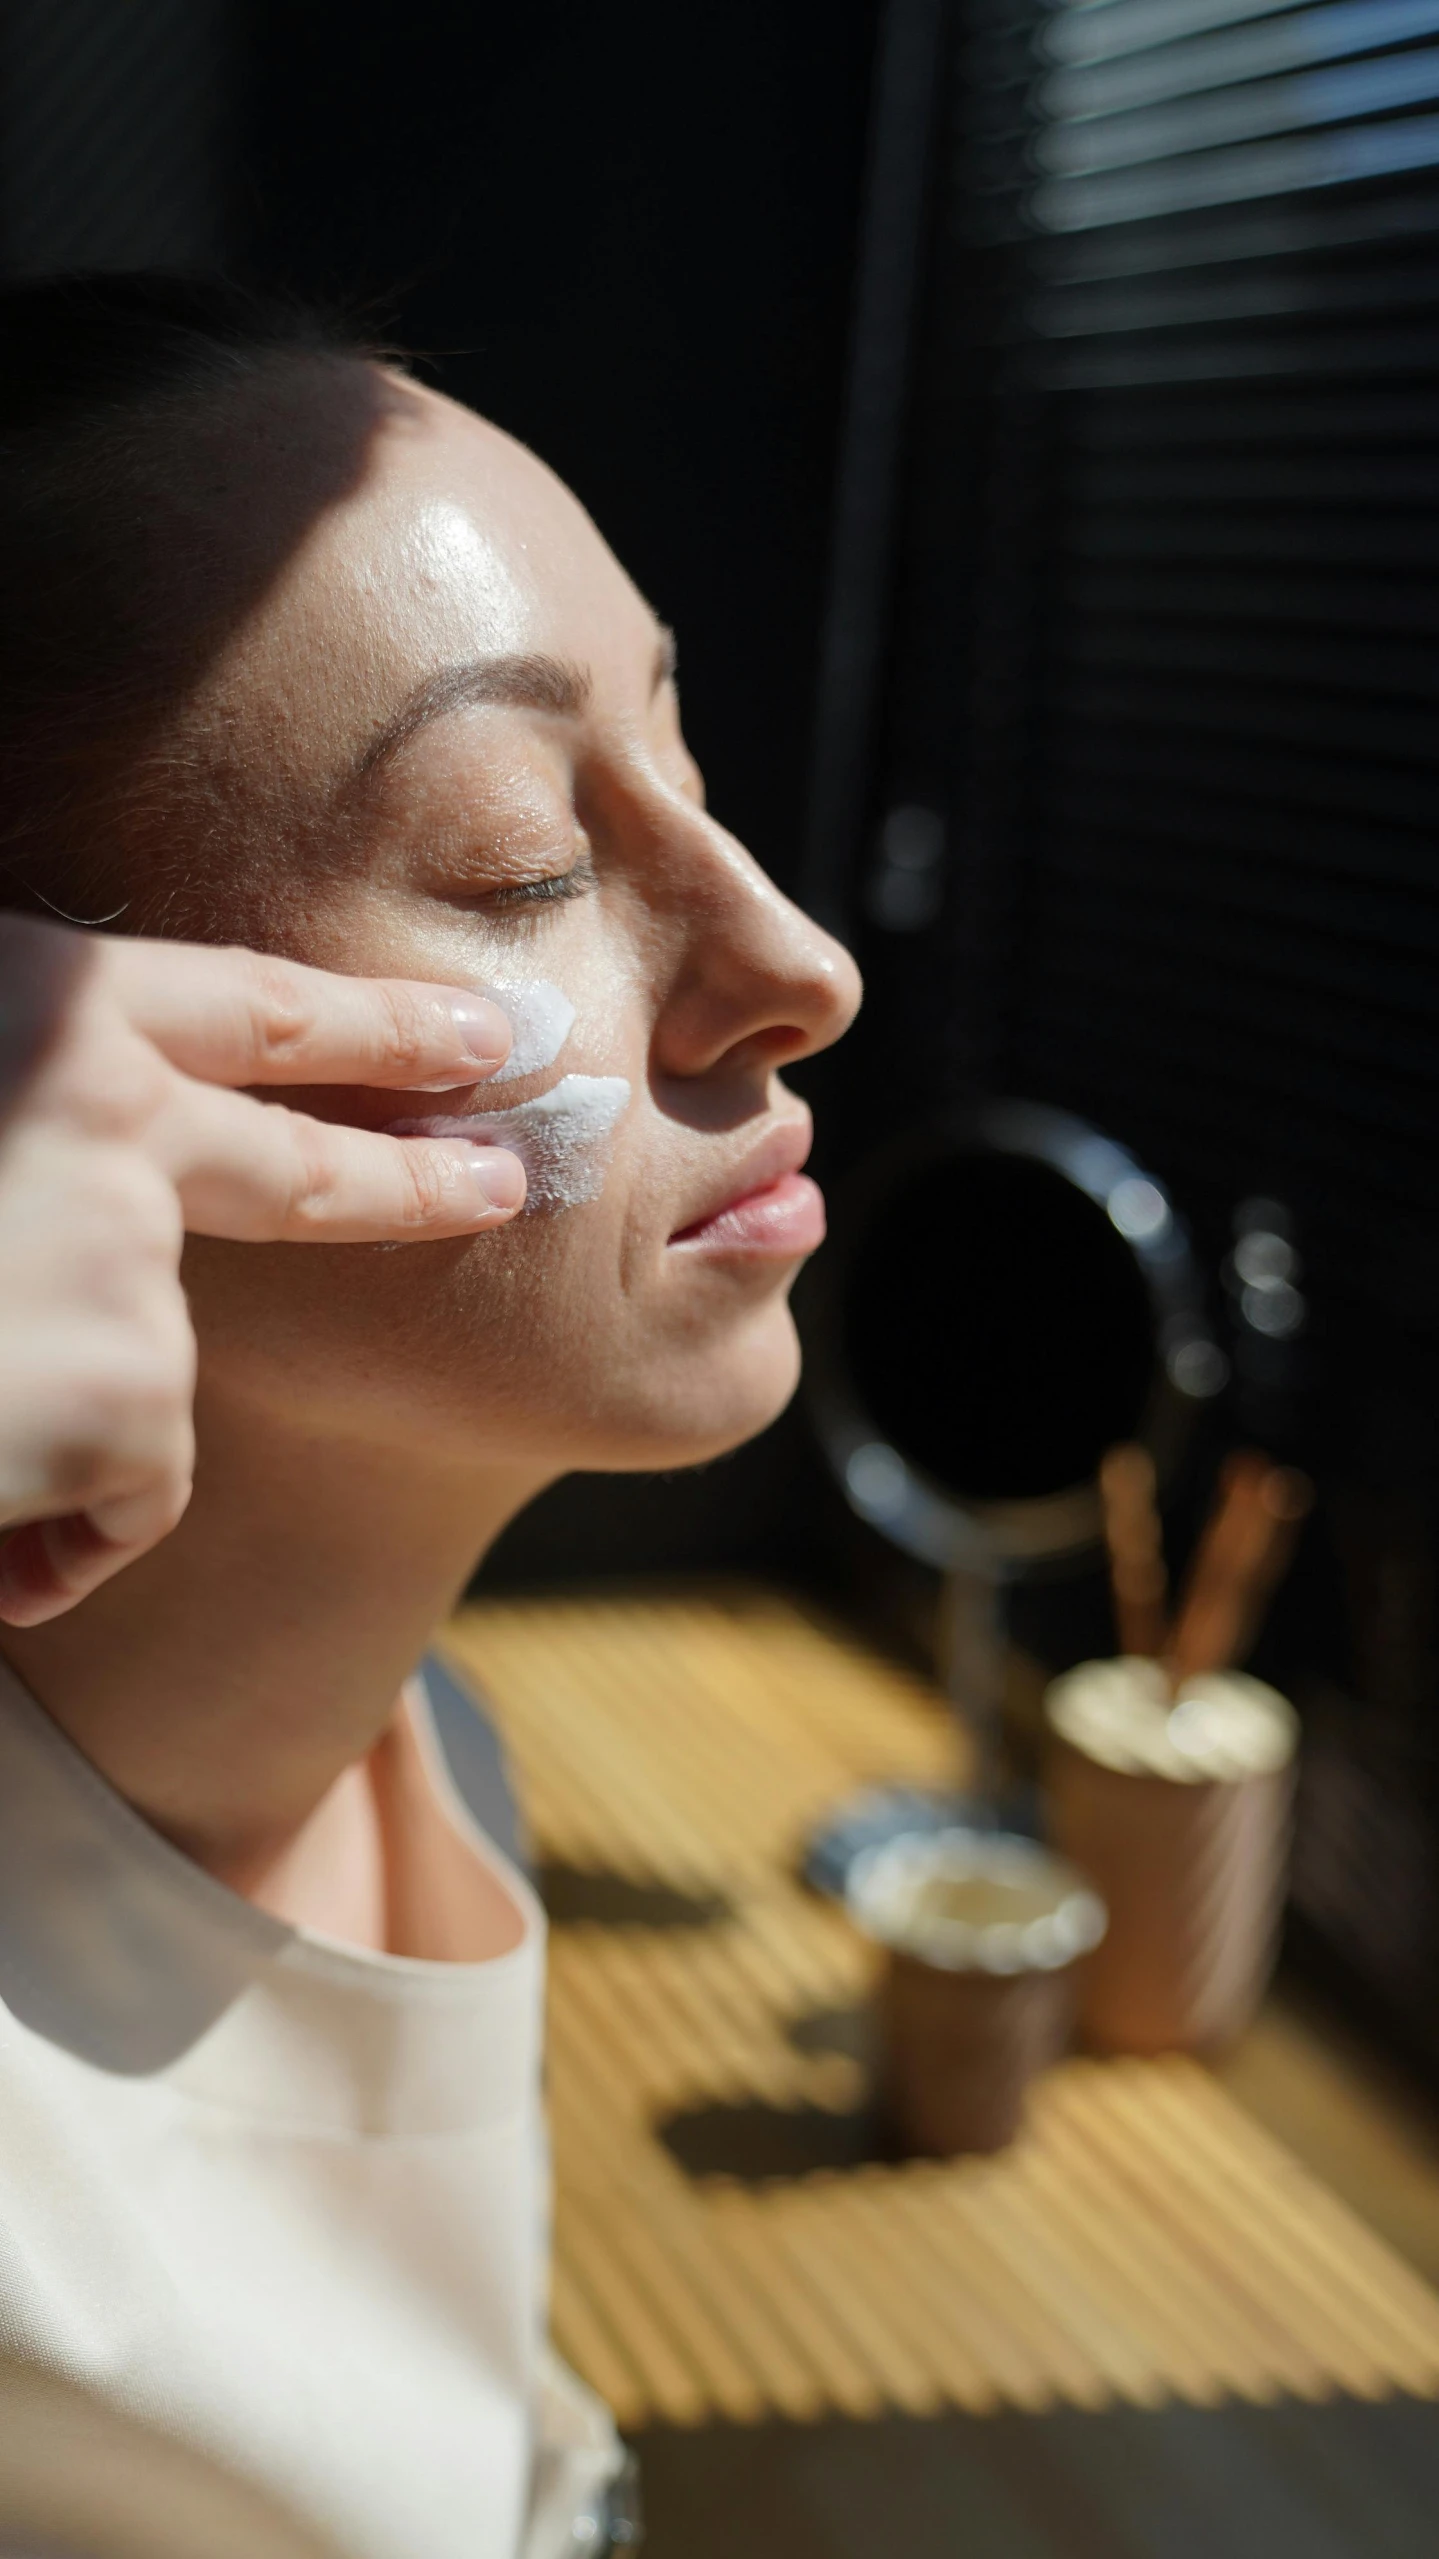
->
[0,272,387,931]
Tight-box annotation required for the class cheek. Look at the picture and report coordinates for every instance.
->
[185,1185,806,1471]
[183,1183,645,1462]
[185,1221,601,1436]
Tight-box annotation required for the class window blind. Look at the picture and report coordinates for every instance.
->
[858,0,1439,2060]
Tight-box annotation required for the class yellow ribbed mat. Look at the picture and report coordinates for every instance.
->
[444,1587,1439,2426]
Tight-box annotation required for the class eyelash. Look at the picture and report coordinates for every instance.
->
[479,853,598,916]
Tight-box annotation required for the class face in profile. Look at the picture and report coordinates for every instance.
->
[178,373,861,1478]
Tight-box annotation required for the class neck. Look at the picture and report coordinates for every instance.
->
[0,1379,550,1890]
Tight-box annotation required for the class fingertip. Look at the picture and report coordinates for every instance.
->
[430,993,515,1086]
[446,1144,527,1220]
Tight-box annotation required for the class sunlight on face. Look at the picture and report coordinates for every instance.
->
[181,378,861,1476]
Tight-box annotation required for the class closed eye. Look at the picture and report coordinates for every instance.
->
[470,854,598,915]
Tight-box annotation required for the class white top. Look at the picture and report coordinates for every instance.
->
[0,1657,617,2559]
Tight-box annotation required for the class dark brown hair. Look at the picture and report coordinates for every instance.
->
[0,272,391,932]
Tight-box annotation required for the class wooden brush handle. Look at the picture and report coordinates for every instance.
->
[1099,1444,1169,1661]
[1166,1456,1312,1686]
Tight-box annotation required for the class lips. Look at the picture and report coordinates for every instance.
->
[669,1116,824,1256]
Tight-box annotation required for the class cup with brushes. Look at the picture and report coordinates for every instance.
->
[847,1446,1311,2154]
[1044,1445,1311,2057]
[810,1103,1244,2156]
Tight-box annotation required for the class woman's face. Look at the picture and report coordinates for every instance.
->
[181,371,861,1475]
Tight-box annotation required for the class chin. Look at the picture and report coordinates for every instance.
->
[192,1248,809,1476]
[599,1297,805,1475]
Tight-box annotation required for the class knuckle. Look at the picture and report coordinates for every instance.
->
[282,1117,459,1234]
[232,949,314,1073]
[84,1150,184,1265]
[280,1116,344,1232]
[47,1019,171,1143]
[397,1145,454,1227]
[50,1352,189,1502]
[373,985,435,1083]
[96,1329,192,1432]
[145,1288,198,1392]
[41,1437,107,1511]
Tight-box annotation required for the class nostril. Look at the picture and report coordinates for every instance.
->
[756,1023,822,1064]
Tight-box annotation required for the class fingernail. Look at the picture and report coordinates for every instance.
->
[430,993,513,1081]
[451,1145,527,1215]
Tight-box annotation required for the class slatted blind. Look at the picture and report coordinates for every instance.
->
[1012,0,1439,1299]
[855,0,1439,2062]
[0,0,232,275]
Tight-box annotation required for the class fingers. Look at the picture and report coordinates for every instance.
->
[0,1271,197,1626]
[0,1512,157,1626]
[101,938,514,1093]
[162,1080,527,1242]
[0,1451,196,1621]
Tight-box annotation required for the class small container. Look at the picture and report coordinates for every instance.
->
[847,1829,1106,2156]
[1045,1657,1299,2057]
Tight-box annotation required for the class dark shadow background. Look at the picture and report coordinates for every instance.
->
[237,0,891,1606]
[1,0,1435,2077]
[0,0,887,1592]
[241,0,880,904]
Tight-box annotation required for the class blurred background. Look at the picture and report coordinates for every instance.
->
[4,4,1437,2547]
[2,0,1414,2077]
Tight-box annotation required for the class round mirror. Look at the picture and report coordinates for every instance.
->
[805,1101,1223,1577]
[800,1102,1224,1871]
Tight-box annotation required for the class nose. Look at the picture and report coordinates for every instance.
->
[651,812,862,1083]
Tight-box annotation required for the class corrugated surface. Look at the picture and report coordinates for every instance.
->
[444,1588,1439,2428]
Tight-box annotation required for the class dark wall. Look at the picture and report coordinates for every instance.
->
[0,0,882,891]
[238,0,880,897]
[0,0,884,1589]
[230,1,884,1592]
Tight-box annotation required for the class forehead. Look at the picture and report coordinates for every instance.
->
[209,377,653,762]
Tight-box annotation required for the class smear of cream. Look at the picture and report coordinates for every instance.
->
[482,981,576,1084]
[398,1074,631,1212]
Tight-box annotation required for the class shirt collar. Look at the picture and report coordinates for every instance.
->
[0,1656,543,2131]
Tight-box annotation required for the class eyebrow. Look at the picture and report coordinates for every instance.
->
[354,653,592,778]
[353,625,677,780]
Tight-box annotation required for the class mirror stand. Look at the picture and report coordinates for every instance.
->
[937,1556,1009,1824]
[799,1101,1225,1896]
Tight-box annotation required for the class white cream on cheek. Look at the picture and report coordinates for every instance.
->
[402,1076,631,1212]
[482,981,577,1083]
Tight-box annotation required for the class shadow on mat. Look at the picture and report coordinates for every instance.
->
[630,2395,1439,2559]
[786,2001,877,2069]
[536,1864,731,1930]
[659,2097,888,2180]
[660,2002,887,2180]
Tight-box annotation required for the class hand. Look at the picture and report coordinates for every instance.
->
[0,919,525,1625]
